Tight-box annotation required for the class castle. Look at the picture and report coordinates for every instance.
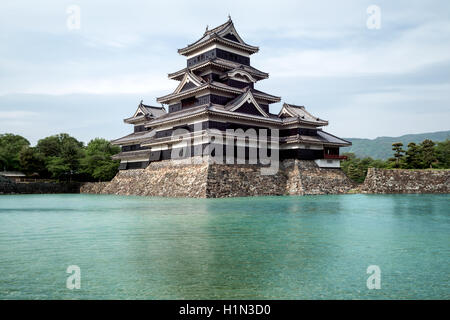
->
[111,18,350,170]
[82,18,355,197]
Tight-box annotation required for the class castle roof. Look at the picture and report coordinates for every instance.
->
[168,58,269,81]
[224,88,269,117]
[178,18,259,56]
[281,129,350,146]
[156,80,280,104]
[278,103,328,126]
[111,129,156,145]
[124,101,166,124]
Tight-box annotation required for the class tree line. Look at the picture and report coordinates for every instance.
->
[341,139,450,183]
[2,133,449,184]
[0,133,120,181]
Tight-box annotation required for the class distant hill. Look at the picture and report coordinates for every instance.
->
[342,130,450,160]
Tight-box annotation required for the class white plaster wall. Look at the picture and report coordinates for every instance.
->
[314,159,340,168]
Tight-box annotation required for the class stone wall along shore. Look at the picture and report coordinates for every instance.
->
[80,158,355,198]
[361,168,450,194]
[0,175,81,194]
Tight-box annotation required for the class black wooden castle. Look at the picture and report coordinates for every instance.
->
[112,18,350,170]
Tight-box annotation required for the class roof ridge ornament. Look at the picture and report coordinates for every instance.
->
[228,14,232,21]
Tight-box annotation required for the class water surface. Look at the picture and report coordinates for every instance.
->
[0,194,448,299]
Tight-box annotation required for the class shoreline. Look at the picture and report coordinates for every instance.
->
[2,167,448,197]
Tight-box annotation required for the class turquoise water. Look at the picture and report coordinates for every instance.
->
[0,194,448,299]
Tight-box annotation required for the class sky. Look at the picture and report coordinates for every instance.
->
[0,0,449,145]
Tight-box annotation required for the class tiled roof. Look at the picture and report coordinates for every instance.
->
[124,101,167,123]
[156,81,280,104]
[224,91,248,110]
[316,130,351,146]
[111,130,156,145]
[141,104,166,118]
[279,103,328,126]
[146,104,211,125]
[168,58,269,81]
[281,130,351,147]
[178,19,259,55]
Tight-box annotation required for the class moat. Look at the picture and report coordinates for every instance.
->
[0,194,448,299]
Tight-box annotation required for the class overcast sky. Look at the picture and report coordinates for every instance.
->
[1,0,449,145]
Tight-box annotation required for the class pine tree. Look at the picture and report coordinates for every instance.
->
[347,163,360,181]
[420,139,436,168]
[405,142,421,169]
[435,140,450,168]
[391,142,405,168]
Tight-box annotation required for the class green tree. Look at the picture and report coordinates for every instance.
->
[37,133,84,179]
[347,163,360,181]
[37,133,83,158]
[435,139,450,168]
[341,153,356,179]
[92,161,120,181]
[390,142,405,168]
[405,142,422,169]
[81,138,120,181]
[0,133,30,171]
[19,146,46,175]
[420,139,436,168]
[342,152,390,183]
[46,157,71,179]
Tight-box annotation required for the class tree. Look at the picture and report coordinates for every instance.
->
[420,139,436,168]
[19,146,46,175]
[81,138,120,181]
[92,161,120,181]
[46,157,71,179]
[435,139,450,169]
[37,133,84,179]
[390,142,405,168]
[37,133,83,158]
[341,152,391,183]
[0,134,30,171]
[347,163,360,181]
[405,142,422,169]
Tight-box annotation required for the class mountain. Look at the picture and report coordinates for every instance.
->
[342,130,450,160]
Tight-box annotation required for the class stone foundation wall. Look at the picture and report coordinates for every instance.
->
[294,160,357,195]
[81,158,355,198]
[361,168,450,194]
[81,158,209,197]
[80,182,109,194]
[205,163,287,198]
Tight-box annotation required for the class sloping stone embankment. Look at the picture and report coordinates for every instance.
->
[82,161,208,197]
[360,168,450,194]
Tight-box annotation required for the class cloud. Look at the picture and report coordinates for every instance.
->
[12,74,174,96]
[0,0,449,142]
[0,111,38,119]
[258,21,450,78]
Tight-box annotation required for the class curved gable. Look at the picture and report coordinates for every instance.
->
[174,72,204,94]
[227,69,257,83]
[228,90,269,118]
